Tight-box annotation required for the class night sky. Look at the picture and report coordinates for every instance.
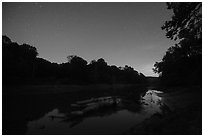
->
[3,2,175,76]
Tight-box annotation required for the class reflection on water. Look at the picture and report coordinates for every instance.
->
[26,89,165,135]
[141,90,163,114]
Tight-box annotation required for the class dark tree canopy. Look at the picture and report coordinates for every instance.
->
[3,36,147,86]
[3,36,39,84]
[3,35,12,44]
[154,2,202,86]
[67,55,88,66]
[162,2,201,41]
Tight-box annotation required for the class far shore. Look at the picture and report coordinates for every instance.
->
[3,83,148,95]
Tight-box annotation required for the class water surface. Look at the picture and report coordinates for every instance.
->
[26,89,164,134]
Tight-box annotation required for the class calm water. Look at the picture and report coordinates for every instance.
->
[26,89,164,135]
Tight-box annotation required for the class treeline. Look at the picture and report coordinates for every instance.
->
[3,36,146,85]
[153,2,202,86]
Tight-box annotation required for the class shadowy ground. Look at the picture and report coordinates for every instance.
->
[126,86,202,135]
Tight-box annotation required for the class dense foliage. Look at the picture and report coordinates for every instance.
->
[153,2,202,86]
[3,36,146,85]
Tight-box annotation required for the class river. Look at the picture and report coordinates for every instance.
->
[25,89,165,134]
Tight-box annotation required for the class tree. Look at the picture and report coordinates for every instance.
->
[2,35,12,44]
[67,55,87,67]
[162,2,201,41]
[66,55,88,83]
[154,2,202,85]
[3,36,147,85]
[2,36,39,84]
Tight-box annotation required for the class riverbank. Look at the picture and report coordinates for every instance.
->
[3,84,147,95]
[126,86,202,135]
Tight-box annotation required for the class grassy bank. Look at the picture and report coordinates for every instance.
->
[126,86,202,135]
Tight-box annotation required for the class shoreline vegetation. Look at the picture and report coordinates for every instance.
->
[3,83,148,95]
[3,35,146,87]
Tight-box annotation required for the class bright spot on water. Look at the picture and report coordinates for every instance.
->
[26,89,164,134]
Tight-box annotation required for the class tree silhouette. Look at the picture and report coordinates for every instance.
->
[67,55,88,66]
[162,2,201,41]
[3,35,147,85]
[154,2,202,86]
[3,36,38,85]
